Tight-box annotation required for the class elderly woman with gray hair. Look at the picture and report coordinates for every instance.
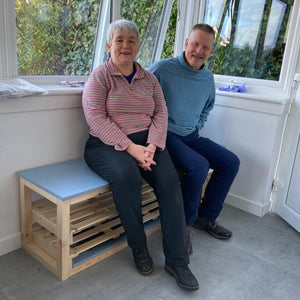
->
[82,19,198,290]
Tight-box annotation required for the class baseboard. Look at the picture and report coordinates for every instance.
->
[225,193,272,217]
[0,232,21,256]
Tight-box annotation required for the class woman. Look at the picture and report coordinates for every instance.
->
[82,20,198,291]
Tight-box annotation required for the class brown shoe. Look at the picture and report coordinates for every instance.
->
[165,264,199,291]
[192,217,232,240]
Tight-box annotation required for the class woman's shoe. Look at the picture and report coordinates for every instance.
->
[132,248,153,275]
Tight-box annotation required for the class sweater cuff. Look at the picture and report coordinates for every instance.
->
[114,137,132,151]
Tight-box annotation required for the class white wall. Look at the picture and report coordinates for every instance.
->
[0,91,89,256]
[200,91,291,217]
[0,82,296,257]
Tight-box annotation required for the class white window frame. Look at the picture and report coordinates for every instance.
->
[174,0,300,97]
[0,0,17,79]
[1,0,174,86]
[1,0,299,96]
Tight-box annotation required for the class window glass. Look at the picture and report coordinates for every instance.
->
[120,0,165,67]
[15,0,102,76]
[161,0,177,59]
[204,0,294,81]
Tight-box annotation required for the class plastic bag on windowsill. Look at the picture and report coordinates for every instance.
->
[219,83,246,93]
[0,78,48,98]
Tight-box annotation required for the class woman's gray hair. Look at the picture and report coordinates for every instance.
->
[107,20,140,45]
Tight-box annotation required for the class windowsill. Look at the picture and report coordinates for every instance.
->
[40,85,84,95]
[215,83,291,116]
[1,83,291,117]
[215,80,290,104]
[216,88,290,104]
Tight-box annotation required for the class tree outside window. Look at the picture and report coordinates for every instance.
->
[16,0,102,76]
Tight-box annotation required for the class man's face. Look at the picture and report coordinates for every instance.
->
[184,29,214,70]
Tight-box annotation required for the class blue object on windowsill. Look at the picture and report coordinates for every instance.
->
[219,83,246,93]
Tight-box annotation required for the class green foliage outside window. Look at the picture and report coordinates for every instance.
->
[16,0,177,75]
[16,0,101,76]
[161,0,177,60]
[120,0,177,66]
[15,0,292,80]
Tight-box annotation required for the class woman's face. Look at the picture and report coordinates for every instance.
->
[107,29,140,67]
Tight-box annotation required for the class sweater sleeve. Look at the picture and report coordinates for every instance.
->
[82,67,132,151]
[146,76,168,150]
[198,77,215,129]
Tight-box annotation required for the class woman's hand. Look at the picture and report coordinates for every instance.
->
[126,143,156,171]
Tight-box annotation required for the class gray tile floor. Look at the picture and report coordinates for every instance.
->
[0,204,299,300]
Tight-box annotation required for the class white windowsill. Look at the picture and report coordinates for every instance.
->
[0,83,291,117]
[39,85,84,95]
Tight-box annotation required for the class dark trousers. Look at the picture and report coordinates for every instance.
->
[84,131,189,267]
[166,130,240,226]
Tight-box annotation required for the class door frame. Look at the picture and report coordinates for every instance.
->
[272,74,300,232]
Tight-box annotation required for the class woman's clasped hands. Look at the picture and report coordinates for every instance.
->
[126,143,157,171]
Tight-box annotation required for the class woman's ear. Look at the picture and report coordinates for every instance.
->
[107,43,111,53]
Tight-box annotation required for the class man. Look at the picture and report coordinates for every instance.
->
[148,24,240,254]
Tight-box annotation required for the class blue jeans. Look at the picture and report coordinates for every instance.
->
[84,131,189,268]
[166,130,240,226]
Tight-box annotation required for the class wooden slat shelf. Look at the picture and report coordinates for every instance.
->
[26,180,160,278]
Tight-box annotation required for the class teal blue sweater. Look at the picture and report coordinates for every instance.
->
[148,52,215,136]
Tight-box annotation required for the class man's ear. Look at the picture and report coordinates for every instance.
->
[184,38,189,50]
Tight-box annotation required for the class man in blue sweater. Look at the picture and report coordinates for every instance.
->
[148,24,240,254]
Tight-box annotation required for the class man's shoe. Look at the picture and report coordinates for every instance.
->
[165,264,199,291]
[187,226,193,255]
[192,217,232,240]
[132,248,153,275]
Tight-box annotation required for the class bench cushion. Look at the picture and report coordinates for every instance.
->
[17,159,109,201]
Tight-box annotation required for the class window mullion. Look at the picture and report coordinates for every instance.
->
[151,0,175,63]
[111,0,120,21]
[174,0,203,56]
[92,0,112,70]
[0,0,17,78]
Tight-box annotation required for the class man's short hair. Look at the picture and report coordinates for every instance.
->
[189,24,215,42]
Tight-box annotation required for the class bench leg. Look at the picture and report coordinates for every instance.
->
[57,201,71,280]
[19,179,33,246]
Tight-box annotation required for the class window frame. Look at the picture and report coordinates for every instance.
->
[1,0,299,96]
[0,0,174,86]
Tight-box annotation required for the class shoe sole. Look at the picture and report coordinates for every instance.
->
[135,265,153,276]
[164,264,199,291]
[192,224,232,240]
[209,231,233,240]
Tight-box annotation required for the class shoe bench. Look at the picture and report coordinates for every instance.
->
[17,159,160,280]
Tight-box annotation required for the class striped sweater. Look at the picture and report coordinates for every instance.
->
[82,58,168,151]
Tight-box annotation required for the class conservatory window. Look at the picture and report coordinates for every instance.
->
[93,0,176,69]
[14,0,176,78]
[204,0,294,81]
[15,0,102,76]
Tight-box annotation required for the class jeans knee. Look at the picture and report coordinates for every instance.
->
[230,153,240,174]
[186,159,210,182]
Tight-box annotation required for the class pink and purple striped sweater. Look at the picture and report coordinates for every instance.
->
[82,58,168,151]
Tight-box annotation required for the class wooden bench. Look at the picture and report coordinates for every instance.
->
[17,159,160,280]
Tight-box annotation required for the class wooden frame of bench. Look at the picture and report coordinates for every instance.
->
[18,159,160,280]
